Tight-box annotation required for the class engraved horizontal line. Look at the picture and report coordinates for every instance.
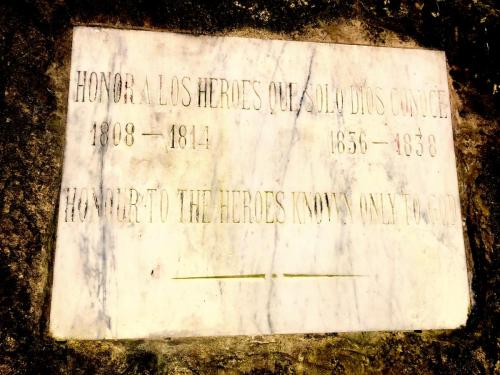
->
[141,132,163,136]
[172,274,266,280]
[371,141,389,144]
[172,273,363,280]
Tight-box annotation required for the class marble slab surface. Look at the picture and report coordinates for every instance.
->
[50,26,470,339]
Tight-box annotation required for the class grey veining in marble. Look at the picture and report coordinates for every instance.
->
[50,26,470,339]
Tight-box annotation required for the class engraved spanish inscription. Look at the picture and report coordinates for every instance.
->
[50,27,470,339]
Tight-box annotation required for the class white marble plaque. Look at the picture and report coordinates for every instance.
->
[50,26,470,339]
